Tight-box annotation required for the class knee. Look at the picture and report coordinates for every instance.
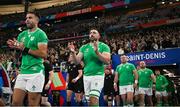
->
[108,96,113,102]
[139,96,144,101]
[12,100,22,106]
[90,96,99,104]
[28,96,41,106]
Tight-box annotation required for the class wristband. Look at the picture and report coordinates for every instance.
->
[22,47,30,55]
[75,77,80,81]
[135,80,138,84]
[95,50,100,54]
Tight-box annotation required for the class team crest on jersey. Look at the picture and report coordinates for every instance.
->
[30,36,35,41]
[32,85,36,91]
[85,48,89,52]
[126,66,129,69]
[21,37,25,42]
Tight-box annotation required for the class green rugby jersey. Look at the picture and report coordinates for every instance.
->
[79,42,110,76]
[17,28,48,74]
[138,68,153,88]
[156,75,168,91]
[116,63,136,86]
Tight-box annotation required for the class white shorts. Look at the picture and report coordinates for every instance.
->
[14,72,45,92]
[119,85,134,95]
[83,75,104,100]
[138,87,152,96]
[155,90,168,97]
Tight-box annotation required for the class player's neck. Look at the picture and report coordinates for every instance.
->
[29,27,38,32]
[122,62,127,64]
[141,67,146,69]
[90,40,99,44]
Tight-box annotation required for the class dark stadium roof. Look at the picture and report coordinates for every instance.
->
[0,0,50,5]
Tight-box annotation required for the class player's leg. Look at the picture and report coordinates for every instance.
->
[120,86,127,106]
[12,75,27,106]
[155,91,162,106]
[66,90,73,106]
[138,88,145,106]
[89,75,104,106]
[26,73,44,106]
[126,85,134,107]
[146,88,153,106]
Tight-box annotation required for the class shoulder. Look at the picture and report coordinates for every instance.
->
[127,63,134,66]
[147,68,153,72]
[37,28,46,34]
[19,30,28,36]
[36,28,47,37]
[99,42,109,47]
[80,43,89,49]
[117,64,122,68]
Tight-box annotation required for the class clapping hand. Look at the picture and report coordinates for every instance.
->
[68,42,75,53]
[7,38,24,50]
[93,40,98,52]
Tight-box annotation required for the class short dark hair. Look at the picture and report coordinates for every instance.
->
[90,27,100,32]
[120,54,126,57]
[26,11,40,20]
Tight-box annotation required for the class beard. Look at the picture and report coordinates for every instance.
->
[26,22,34,29]
[89,36,97,42]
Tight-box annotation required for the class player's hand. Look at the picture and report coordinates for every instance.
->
[104,69,110,75]
[134,83,138,89]
[71,78,77,83]
[114,83,118,92]
[45,83,50,90]
[68,42,75,53]
[93,40,98,52]
[7,38,24,50]
[7,39,15,48]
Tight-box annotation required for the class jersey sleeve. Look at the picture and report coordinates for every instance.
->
[77,64,83,70]
[115,65,119,73]
[79,45,85,53]
[163,76,169,87]
[37,30,48,44]
[103,43,110,53]
[149,69,153,75]
[17,31,25,42]
[131,64,136,71]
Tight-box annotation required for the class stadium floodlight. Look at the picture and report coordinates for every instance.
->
[162,1,165,4]
[169,2,173,4]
